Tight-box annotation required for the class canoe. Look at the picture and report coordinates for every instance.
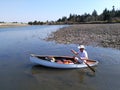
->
[30,54,99,69]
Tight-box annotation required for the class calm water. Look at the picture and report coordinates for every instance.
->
[0,25,120,90]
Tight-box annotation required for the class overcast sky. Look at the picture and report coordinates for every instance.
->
[0,0,120,22]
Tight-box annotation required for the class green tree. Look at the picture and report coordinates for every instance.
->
[92,10,98,21]
[102,8,111,21]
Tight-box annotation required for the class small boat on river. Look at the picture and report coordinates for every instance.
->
[30,54,99,69]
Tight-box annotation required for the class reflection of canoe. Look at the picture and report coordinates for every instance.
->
[30,54,99,69]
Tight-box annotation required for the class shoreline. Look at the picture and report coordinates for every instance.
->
[45,24,120,50]
[0,23,28,28]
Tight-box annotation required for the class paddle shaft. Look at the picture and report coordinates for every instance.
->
[71,49,95,72]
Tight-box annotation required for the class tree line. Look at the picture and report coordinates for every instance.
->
[28,6,120,25]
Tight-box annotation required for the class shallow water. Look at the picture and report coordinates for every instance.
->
[0,25,120,90]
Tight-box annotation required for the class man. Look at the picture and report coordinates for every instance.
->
[71,45,88,63]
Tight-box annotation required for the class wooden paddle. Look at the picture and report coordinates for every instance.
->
[71,49,95,72]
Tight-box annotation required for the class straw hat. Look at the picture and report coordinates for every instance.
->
[78,45,85,49]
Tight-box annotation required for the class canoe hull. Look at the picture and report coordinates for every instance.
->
[30,54,99,69]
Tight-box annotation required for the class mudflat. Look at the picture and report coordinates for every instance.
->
[46,24,120,49]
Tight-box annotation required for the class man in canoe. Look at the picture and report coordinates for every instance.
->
[71,45,88,63]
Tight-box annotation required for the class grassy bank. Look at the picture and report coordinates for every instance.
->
[46,24,120,50]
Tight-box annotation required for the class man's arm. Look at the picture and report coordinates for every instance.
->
[71,49,78,55]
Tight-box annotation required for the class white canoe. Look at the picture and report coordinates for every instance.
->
[30,54,99,69]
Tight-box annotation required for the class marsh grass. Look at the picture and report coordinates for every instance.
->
[46,24,120,49]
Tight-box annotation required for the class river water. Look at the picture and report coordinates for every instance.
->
[0,25,120,90]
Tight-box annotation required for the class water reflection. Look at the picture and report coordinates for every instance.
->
[31,65,85,85]
[31,65,96,79]
[31,65,73,74]
[30,64,98,90]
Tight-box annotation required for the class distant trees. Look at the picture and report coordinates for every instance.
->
[28,20,44,25]
[56,6,120,24]
[102,8,111,21]
[28,6,120,25]
[92,10,98,21]
[99,6,120,22]
[0,21,5,23]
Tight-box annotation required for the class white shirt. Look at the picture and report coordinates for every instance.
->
[78,50,88,59]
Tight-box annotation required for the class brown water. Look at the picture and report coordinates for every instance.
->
[0,25,120,90]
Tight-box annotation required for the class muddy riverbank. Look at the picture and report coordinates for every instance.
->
[46,24,120,50]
